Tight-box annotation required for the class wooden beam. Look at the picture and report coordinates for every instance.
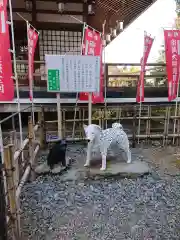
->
[32,0,40,61]
[107,74,166,78]
[13,21,83,31]
[107,63,166,67]
[83,0,88,23]
[32,0,37,24]
[37,0,83,2]
[11,8,83,15]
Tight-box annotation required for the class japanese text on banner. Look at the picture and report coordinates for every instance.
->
[0,0,14,101]
[164,30,180,101]
[79,27,104,103]
[27,24,38,101]
[136,34,154,103]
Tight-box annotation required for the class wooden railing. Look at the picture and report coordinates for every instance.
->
[0,106,46,239]
[15,60,167,88]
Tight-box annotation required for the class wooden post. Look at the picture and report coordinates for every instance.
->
[166,106,170,145]
[28,116,35,181]
[10,131,18,151]
[163,107,168,146]
[132,106,137,148]
[39,107,46,149]
[0,152,8,240]
[4,145,18,240]
[8,145,21,238]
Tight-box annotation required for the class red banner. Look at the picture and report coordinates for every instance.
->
[0,0,14,101]
[27,24,38,101]
[164,30,180,101]
[136,34,154,103]
[79,27,104,103]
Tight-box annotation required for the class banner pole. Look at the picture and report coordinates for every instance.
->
[173,67,180,144]
[8,0,23,156]
[27,22,35,125]
[70,15,101,34]
[137,32,146,144]
[102,20,107,128]
[57,93,62,139]
[138,92,142,144]
[172,25,180,144]
[72,22,86,139]
[16,13,39,34]
[88,93,92,125]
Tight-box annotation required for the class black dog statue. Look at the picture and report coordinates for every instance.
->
[47,139,67,169]
[35,139,67,174]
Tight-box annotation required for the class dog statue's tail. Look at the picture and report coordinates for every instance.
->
[112,122,123,130]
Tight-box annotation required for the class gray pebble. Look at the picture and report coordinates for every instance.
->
[20,144,180,240]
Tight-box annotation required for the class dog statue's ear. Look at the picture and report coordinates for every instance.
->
[83,124,88,131]
[95,125,101,130]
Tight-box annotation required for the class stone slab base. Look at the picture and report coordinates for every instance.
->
[61,160,150,181]
[88,160,150,178]
[35,157,72,175]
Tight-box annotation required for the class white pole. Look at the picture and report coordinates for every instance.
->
[27,22,35,125]
[57,93,62,139]
[138,90,142,144]
[8,0,23,156]
[102,21,107,128]
[88,93,92,125]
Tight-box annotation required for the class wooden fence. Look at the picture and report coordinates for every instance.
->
[0,106,45,240]
[1,102,180,239]
[44,103,180,146]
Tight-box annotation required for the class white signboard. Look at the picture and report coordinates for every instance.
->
[45,54,100,93]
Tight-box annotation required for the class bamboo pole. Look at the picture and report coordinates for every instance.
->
[39,107,46,148]
[16,165,31,200]
[10,131,19,191]
[14,138,29,162]
[8,145,21,238]
[166,107,170,145]
[45,115,180,124]
[4,145,18,240]
[0,151,8,240]
[28,116,35,181]
[132,106,136,148]
[16,145,40,198]
[46,133,180,143]
[13,124,39,162]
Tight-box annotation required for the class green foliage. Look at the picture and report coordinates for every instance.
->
[149,44,167,87]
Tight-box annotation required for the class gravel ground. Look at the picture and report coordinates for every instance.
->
[20,144,180,240]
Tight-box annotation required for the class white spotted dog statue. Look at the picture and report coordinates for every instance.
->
[83,123,131,171]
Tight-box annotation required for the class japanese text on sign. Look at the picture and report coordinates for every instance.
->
[45,54,100,93]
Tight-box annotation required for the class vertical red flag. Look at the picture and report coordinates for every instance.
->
[0,0,14,101]
[27,23,38,101]
[136,34,154,103]
[164,30,180,101]
[79,27,104,103]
